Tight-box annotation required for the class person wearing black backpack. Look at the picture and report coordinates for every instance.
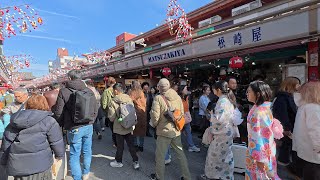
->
[52,70,98,180]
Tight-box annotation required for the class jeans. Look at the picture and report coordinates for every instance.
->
[133,136,145,147]
[183,123,195,148]
[93,117,105,134]
[67,125,93,180]
[155,136,191,180]
[115,133,138,163]
[165,148,171,161]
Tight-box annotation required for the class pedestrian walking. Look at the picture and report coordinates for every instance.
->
[272,77,301,177]
[2,88,29,115]
[44,82,68,180]
[142,82,153,137]
[178,85,200,152]
[129,80,147,152]
[108,83,140,169]
[85,79,104,140]
[199,81,235,180]
[52,70,98,180]
[101,77,117,147]
[150,78,191,180]
[1,95,65,180]
[293,82,320,180]
[245,81,280,179]
[198,85,211,138]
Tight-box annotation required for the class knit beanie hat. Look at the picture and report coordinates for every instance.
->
[158,78,170,92]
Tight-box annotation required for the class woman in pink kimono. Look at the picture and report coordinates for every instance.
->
[246,81,280,180]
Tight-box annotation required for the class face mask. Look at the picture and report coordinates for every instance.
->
[293,93,302,106]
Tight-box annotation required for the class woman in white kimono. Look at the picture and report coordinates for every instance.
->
[200,81,236,180]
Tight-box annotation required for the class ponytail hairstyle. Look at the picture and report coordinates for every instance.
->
[212,81,237,107]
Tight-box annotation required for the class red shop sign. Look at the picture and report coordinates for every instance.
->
[162,67,172,77]
[229,56,244,69]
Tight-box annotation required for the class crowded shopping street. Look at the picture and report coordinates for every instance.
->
[1,0,320,180]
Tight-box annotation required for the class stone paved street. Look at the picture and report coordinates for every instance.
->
[8,128,297,180]
[64,129,245,180]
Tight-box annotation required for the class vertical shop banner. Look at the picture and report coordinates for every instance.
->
[308,41,319,81]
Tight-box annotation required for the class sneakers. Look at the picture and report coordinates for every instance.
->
[165,158,171,165]
[110,161,123,168]
[97,132,102,140]
[110,160,140,169]
[150,174,158,180]
[139,146,144,152]
[135,146,144,152]
[133,161,140,170]
[82,173,90,180]
[188,146,200,152]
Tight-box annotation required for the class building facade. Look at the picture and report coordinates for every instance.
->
[49,48,87,72]
[37,0,319,88]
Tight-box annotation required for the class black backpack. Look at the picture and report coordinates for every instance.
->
[68,88,97,124]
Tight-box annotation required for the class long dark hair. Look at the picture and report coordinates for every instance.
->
[150,86,158,95]
[178,85,188,100]
[249,81,272,106]
[212,81,236,107]
[202,85,210,95]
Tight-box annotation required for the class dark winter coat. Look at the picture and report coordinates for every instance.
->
[272,91,297,132]
[52,80,98,130]
[1,110,65,176]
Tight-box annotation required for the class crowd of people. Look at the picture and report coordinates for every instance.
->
[0,69,319,180]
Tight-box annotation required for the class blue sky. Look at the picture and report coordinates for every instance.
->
[2,0,212,77]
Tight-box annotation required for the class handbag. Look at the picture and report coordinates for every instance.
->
[161,96,185,131]
[202,127,214,146]
[184,112,192,124]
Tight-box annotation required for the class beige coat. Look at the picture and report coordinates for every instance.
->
[150,89,184,138]
[108,93,134,135]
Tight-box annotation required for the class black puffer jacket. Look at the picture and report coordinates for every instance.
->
[52,80,97,130]
[1,110,65,176]
[272,91,297,132]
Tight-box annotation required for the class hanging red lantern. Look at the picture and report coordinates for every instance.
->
[229,56,244,69]
[162,67,172,77]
